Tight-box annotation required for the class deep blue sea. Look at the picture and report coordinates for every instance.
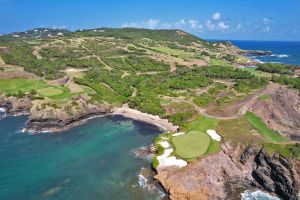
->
[231,40,300,65]
[0,115,164,200]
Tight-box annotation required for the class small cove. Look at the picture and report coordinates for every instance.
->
[0,115,164,200]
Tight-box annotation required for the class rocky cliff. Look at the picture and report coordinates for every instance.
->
[250,87,300,140]
[0,95,111,133]
[155,144,300,200]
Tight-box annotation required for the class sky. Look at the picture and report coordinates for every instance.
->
[0,0,300,41]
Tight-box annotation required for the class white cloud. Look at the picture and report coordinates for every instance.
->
[147,19,160,29]
[205,20,215,31]
[218,22,229,30]
[122,19,160,29]
[263,26,270,32]
[236,24,242,30]
[188,20,198,29]
[263,17,270,25]
[212,12,221,21]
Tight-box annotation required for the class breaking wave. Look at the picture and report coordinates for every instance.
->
[241,190,280,200]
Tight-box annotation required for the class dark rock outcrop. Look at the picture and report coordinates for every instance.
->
[252,150,300,200]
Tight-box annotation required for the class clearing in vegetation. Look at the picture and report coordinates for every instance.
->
[245,111,287,142]
[172,131,211,159]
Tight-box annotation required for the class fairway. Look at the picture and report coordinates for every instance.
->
[172,131,211,159]
[246,111,287,142]
[0,78,48,93]
[37,87,63,96]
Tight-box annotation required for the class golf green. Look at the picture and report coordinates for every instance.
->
[172,131,211,159]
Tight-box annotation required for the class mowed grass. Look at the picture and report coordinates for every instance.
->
[0,78,48,93]
[246,111,287,142]
[172,131,211,159]
[37,87,64,96]
[183,115,219,132]
[0,78,77,100]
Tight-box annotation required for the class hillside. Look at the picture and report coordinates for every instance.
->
[0,28,300,199]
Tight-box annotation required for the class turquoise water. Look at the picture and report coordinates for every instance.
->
[0,115,163,200]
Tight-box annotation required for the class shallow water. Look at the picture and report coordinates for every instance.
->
[0,115,164,200]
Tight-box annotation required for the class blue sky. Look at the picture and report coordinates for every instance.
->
[0,0,300,41]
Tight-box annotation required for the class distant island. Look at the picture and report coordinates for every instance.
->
[0,28,300,200]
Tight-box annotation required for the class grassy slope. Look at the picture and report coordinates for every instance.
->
[246,111,287,142]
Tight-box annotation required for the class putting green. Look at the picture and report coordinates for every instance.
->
[37,87,64,96]
[172,131,211,159]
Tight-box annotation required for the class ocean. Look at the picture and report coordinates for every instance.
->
[1,40,297,200]
[0,115,164,200]
[231,40,300,65]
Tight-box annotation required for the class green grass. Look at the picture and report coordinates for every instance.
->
[246,111,287,142]
[150,46,194,60]
[241,67,271,78]
[183,115,219,132]
[0,78,81,101]
[0,78,49,93]
[210,59,226,66]
[37,87,64,96]
[172,131,211,159]
[264,143,300,160]
[259,95,270,100]
[216,117,266,148]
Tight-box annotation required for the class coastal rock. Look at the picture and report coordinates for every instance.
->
[27,95,110,133]
[242,50,273,56]
[155,144,300,200]
[250,86,300,139]
[155,143,254,200]
[252,149,300,200]
[0,95,32,115]
[131,144,157,159]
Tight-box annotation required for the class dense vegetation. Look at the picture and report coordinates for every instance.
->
[257,63,294,74]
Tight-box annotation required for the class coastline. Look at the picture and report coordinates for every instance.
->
[1,101,178,134]
[112,105,179,133]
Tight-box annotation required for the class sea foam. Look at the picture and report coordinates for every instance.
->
[241,190,280,200]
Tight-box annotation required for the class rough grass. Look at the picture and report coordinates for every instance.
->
[246,111,287,142]
[210,59,226,66]
[150,46,195,60]
[172,131,211,159]
[241,68,271,78]
[216,116,266,148]
[264,143,300,160]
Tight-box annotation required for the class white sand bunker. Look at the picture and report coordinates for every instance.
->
[160,141,170,148]
[207,129,222,141]
[157,149,187,168]
[172,132,185,137]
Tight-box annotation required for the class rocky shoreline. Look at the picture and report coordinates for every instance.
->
[153,143,300,200]
[0,95,177,134]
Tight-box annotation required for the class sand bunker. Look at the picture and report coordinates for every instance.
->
[160,141,170,148]
[157,149,187,168]
[207,129,222,141]
[172,132,185,137]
